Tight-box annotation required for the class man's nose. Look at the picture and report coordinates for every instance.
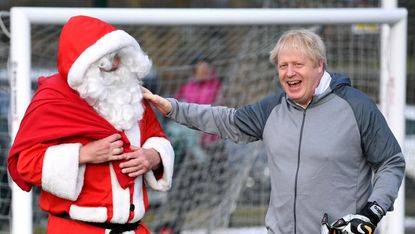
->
[286,64,296,77]
[111,55,121,71]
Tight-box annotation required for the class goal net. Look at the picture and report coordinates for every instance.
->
[1,7,409,234]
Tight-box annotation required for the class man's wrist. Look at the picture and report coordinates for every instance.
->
[149,148,162,170]
[359,201,385,225]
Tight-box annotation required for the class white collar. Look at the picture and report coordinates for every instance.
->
[314,71,331,96]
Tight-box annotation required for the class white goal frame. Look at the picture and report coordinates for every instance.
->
[9,7,407,234]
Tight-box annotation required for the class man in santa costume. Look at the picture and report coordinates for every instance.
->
[8,15,174,234]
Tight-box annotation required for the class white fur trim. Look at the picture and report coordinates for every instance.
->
[69,205,107,223]
[131,176,145,222]
[42,143,85,201]
[124,123,141,147]
[143,137,174,191]
[109,163,131,223]
[124,123,146,222]
[68,30,141,88]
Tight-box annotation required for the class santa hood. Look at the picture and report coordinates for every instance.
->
[57,15,151,88]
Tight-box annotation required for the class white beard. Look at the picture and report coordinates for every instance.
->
[74,49,149,131]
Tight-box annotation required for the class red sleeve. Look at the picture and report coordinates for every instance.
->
[140,100,167,144]
[16,137,88,188]
[140,100,168,179]
[16,142,55,187]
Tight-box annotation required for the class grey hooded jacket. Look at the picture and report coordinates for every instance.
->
[166,73,405,234]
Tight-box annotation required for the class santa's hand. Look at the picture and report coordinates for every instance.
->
[142,87,172,116]
[119,146,161,177]
[79,133,125,164]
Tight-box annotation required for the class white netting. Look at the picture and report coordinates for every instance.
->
[28,23,383,233]
[0,11,10,233]
[0,4,414,234]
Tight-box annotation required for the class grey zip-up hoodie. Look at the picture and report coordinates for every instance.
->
[166,72,405,234]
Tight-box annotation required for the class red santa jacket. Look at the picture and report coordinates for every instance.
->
[8,73,174,224]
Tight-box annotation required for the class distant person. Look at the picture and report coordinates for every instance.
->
[175,54,222,147]
[8,15,174,234]
[144,29,405,234]
[156,55,225,234]
[176,54,222,105]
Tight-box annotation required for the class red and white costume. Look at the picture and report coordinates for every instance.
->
[8,16,174,234]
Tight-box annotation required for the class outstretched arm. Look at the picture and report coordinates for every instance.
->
[143,87,274,144]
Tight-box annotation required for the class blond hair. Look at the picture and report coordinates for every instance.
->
[269,29,327,68]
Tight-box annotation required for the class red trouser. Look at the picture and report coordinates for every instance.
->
[47,214,151,234]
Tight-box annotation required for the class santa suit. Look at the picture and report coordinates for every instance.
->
[8,16,174,234]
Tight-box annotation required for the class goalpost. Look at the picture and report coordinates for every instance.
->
[9,7,407,234]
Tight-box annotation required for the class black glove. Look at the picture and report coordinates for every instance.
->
[330,201,385,234]
[358,201,385,225]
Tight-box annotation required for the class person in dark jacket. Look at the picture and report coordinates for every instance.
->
[143,29,405,234]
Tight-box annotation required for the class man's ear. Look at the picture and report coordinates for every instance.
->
[318,61,325,73]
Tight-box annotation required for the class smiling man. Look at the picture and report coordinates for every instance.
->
[272,30,326,109]
[143,29,405,234]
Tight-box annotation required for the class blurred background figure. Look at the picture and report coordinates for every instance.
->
[175,54,223,147]
[156,54,227,234]
[176,53,222,106]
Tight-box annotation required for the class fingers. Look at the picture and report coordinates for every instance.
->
[142,87,162,105]
[120,160,141,176]
[101,134,124,161]
[112,147,123,155]
[122,151,138,161]
[105,133,122,143]
[141,88,172,115]
[110,140,123,152]
[119,151,151,177]
[110,154,126,161]
[120,161,149,177]
[125,169,145,178]
[142,87,155,101]
[107,134,124,156]
[142,87,152,96]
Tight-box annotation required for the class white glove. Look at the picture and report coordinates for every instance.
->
[331,214,376,234]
